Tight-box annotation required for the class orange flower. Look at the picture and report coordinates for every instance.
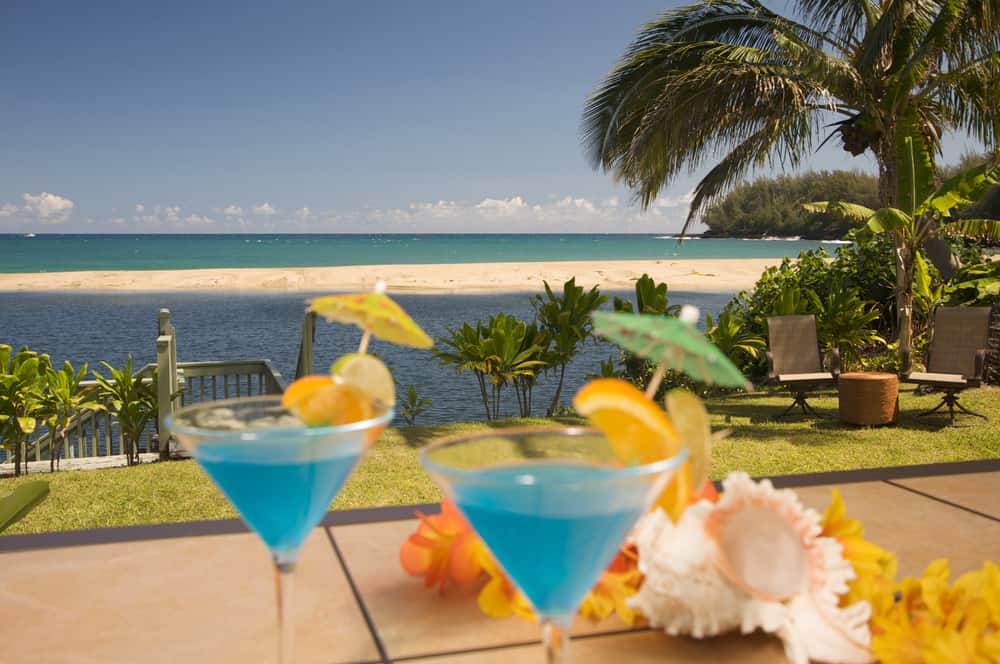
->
[399,499,483,591]
[580,545,644,626]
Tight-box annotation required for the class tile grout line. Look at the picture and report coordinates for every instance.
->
[882,480,1000,524]
[324,526,394,664]
[389,627,652,662]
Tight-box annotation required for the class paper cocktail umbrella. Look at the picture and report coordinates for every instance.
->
[309,280,434,353]
[591,308,751,397]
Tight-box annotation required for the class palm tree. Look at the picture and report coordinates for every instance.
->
[93,356,157,466]
[531,278,607,416]
[41,361,103,472]
[0,346,50,477]
[583,0,999,359]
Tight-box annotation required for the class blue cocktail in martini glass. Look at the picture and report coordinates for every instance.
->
[421,427,686,663]
[168,395,393,664]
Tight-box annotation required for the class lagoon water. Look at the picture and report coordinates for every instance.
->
[1,234,840,273]
[0,290,734,425]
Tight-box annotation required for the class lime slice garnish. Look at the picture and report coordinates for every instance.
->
[331,353,396,406]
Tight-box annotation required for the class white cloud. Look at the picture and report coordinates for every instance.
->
[184,214,215,226]
[22,192,75,221]
[1,190,707,233]
[0,191,76,228]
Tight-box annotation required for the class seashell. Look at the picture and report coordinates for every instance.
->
[704,472,828,602]
[629,472,876,664]
[630,503,748,638]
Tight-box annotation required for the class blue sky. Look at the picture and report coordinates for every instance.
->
[0,1,985,233]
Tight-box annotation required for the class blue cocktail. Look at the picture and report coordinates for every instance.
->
[168,395,392,664]
[421,428,686,663]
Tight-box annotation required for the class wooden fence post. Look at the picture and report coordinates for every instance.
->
[294,311,317,380]
[157,309,179,460]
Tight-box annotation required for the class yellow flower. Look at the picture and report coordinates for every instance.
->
[872,560,1000,664]
[579,568,643,626]
[578,544,644,626]
[820,489,897,608]
[476,546,534,621]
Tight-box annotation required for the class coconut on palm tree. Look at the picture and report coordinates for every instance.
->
[583,0,999,361]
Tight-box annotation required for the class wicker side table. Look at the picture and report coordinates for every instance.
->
[838,372,899,425]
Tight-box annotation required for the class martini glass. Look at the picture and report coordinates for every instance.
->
[421,427,687,663]
[167,395,393,664]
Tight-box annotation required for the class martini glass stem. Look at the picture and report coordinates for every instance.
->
[273,555,297,664]
[541,616,571,664]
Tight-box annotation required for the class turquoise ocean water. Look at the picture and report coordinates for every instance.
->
[1,234,843,272]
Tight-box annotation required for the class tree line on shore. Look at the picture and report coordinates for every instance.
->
[699,153,1000,241]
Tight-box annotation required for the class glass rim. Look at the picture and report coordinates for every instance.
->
[165,394,394,442]
[420,425,689,484]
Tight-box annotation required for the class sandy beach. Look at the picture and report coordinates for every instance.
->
[0,258,782,294]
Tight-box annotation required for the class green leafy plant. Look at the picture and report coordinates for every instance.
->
[613,274,680,316]
[586,356,621,381]
[41,361,103,472]
[705,306,767,366]
[400,384,431,427]
[0,345,50,476]
[93,355,157,466]
[808,286,885,370]
[531,278,606,415]
[945,261,1000,306]
[611,274,682,389]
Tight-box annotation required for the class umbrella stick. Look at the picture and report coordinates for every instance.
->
[358,329,372,354]
[645,363,667,399]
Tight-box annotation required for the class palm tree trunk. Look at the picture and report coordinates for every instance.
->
[546,364,567,417]
[14,441,22,477]
[475,372,491,420]
[895,232,915,373]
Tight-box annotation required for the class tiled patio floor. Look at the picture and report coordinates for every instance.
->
[2,459,997,663]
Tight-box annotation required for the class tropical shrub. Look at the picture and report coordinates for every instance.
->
[434,314,547,420]
[946,261,1000,307]
[611,274,682,390]
[400,384,431,427]
[93,355,157,466]
[808,287,884,370]
[705,306,766,367]
[531,278,606,415]
[41,361,103,471]
[0,346,50,476]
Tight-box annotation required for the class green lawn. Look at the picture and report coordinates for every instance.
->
[3,386,998,536]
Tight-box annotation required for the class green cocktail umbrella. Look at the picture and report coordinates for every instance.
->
[592,310,751,396]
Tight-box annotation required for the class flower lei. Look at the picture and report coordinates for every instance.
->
[399,481,999,663]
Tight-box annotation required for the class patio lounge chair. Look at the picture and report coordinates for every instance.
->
[903,306,992,425]
[766,314,840,417]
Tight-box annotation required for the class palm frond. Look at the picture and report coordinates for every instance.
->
[803,201,877,220]
[940,218,1000,240]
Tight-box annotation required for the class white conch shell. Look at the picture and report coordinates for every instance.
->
[631,503,747,638]
[629,472,875,664]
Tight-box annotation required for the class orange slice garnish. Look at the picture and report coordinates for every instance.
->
[573,378,679,465]
[282,375,374,427]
